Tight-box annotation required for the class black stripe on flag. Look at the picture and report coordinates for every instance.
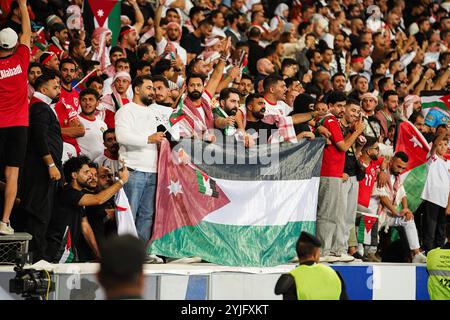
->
[209,179,219,198]
[419,90,449,97]
[174,138,325,181]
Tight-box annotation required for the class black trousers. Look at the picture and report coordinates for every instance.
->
[23,181,58,263]
[422,200,446,253]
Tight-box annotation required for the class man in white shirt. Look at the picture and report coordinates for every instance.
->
[115,75,165,243]
[371,152,427,263]
[77,89,108,161]
[420,133,450,253]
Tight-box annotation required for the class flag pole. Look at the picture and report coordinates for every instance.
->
[73,69,97,90]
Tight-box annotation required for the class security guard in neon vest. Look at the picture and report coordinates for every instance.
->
[426,219,450,300]
[275,231,348,300]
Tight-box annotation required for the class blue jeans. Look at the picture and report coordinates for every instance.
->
[123,171,157,243]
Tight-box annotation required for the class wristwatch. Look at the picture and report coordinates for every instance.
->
[48,163,56,168]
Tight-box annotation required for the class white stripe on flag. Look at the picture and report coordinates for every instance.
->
[203,177,320,226]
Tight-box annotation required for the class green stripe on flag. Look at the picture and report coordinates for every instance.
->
[422,101,449,111]
[148,221,315,267]
[402,163,428,213]
[109,1,121,47]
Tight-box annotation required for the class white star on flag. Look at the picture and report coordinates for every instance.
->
[97,9,104,17]
[168,180,183,196]
[409,135,423,149]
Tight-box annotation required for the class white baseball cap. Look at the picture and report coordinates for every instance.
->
[0,28,18,49]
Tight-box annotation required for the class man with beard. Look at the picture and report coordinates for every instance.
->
[244,93,277,145]
[181,19,214,64]
[225,12,247,47]
[179,40,230,141]
[55,58,85,154]
[45,155,129,263]
[237,74,254,105]
[355,137,385,262]
[316,91,365,263]
[214,88,240,137]
[115,75,165,243]
[324,72,347,103]
[18,73,63,261]
[371,152,427,263]
[94,129,120,176]
[154,2,187,66]
[77,89,108,161]
[77,163,118,262]
[376,90,399,139]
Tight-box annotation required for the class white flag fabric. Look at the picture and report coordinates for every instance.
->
[115,188,138,237]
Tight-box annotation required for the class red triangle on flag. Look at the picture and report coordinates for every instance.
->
[87,0,118,27]
[151,140,230,242]
[439,94,450,110]
[395,121,430,172]
[363,216,377,233]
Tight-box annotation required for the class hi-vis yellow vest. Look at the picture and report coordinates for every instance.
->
[427,247,450,300]
[289,263,342,300]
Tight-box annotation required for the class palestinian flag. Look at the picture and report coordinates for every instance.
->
[395,121,430,213]
[420,90,450,127]
[148,138,325,267]
[82,0,121,47]
[72,69,97,93]
[194,166,219,197]
[241,54,248,75]
[58,226,74,263]
[169,99,187,126]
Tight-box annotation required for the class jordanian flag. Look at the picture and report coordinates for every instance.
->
[58,226,74,263]
[148,138,325,267]
[82,0,121,47]
[395,121,430,213]
[420,90,450,127]
[356,212,378,245]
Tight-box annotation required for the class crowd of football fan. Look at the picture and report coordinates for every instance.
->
[0,0,448,264]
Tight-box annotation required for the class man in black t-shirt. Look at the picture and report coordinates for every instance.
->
[244,93,278,145]
[180,19,213,64]
[44,156,129,263]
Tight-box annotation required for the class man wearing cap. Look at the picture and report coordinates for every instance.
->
[97,235,147,300]
[0,0,31,235]
[274,231,348,300]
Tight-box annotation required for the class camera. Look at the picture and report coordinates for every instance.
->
[9,253,55,300]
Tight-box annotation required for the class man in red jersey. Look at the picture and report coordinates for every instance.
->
[54,58,85,154]
[0,0,31,235]
[356,137,387,262]
[315,91,365,263]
